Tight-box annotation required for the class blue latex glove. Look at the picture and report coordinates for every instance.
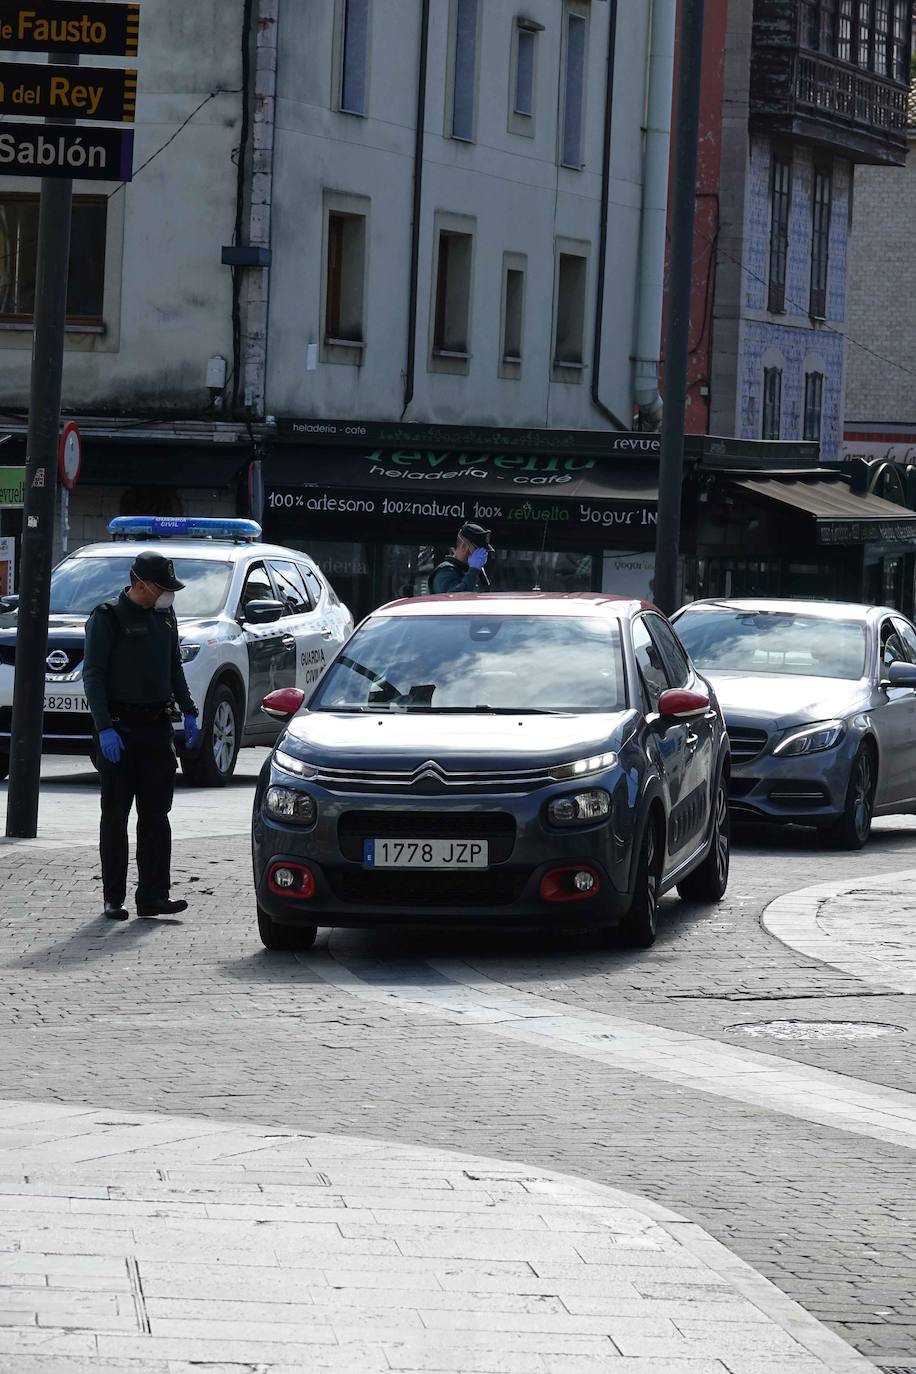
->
[183,714,200,749]
[99,728,123,764]
[468,548,489,570]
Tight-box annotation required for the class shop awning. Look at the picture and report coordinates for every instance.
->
[729,473,916,545]
[266,447,658,526]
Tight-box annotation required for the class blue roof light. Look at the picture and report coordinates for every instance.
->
[108,517,262,543]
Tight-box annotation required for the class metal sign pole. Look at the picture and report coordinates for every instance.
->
[653,0,705,615]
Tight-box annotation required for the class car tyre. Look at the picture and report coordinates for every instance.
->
[825,744,876,851]
[257,905,318,952]
[619,816,661,949]
[180,683,240,788]
[677,771,730,902]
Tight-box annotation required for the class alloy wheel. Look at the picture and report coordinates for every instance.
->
[645,825,658,935]
[212,700,237,775]
[853,751,874,844]
[714,784,730,887]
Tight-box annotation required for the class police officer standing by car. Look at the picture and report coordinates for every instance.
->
[82,552,200,921]
[430,523,493,594]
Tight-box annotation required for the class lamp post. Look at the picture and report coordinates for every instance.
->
[653,0,705,615]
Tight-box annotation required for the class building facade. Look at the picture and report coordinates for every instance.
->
[694,0,912,460]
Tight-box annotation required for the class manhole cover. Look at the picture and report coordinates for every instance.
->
[733,1019,904,1042]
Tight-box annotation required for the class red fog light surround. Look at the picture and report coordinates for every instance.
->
[540,866,601,903]
[268,862,316,900]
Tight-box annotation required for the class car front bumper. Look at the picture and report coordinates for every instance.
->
[252,780,635,930]
[727,736,855,826]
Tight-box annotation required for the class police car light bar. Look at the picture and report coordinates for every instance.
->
[108,517,262,543]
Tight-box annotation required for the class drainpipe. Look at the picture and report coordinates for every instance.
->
[241,0,278,416]
[633,0,676,430]
[591,0,629,431]
[401,0,430,419]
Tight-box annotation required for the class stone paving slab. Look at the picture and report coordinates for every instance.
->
[0,1100,874,1374]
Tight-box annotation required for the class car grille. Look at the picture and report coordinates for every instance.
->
[328,868,521,908]
[0,638,85,675]
[310,761,558,795]
[767,782,829,807]
[727,727,769,764]
[338,810,517,864]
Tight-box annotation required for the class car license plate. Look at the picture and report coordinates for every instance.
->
[364,839,489,869]
[43,691,89,713]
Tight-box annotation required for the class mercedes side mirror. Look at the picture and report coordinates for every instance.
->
[658,688,710,720]
[261,687,306,720]
[242,598,285,625]
[0,595,18,613]
[886,661,916,690]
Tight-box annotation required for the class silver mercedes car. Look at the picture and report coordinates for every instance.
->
[672,598,916,848]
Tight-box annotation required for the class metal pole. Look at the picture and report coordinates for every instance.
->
[653,0,705,616]
[5,178,73,837]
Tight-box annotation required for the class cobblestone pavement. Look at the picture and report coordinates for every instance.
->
[0,1100,873,1374]
[4,761,916,1367]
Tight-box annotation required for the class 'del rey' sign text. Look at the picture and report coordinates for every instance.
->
[0,2,140,57]
[0,60,136,121]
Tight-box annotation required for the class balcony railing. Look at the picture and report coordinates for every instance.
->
[796,53,908,133]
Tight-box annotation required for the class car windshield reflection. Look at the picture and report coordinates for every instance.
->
[49,556,232,619]
[311,615,627,714]
[676,609,866,680]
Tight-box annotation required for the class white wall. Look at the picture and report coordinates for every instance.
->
[266,0,650,429]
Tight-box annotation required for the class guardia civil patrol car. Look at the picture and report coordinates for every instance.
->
[0,518,354,786]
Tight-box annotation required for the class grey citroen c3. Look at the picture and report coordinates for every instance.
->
[251,593,731,951]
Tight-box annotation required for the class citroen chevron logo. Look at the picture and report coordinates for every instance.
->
[413,760,447,783]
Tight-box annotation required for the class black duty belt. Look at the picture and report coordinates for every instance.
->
[109,701,172,724]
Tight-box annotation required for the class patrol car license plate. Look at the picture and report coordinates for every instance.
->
[364,839,489,869]
[43,691,89,713]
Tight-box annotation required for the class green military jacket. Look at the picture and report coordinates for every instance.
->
[82,590,197,732]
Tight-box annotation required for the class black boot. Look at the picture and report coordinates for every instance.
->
[104,903,129,921]
[136,898,188,918]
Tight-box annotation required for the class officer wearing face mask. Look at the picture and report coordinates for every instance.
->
[82,551,200,922]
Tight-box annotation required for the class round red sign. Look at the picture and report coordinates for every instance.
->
[58,422,82,491]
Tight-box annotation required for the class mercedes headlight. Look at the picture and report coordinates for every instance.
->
[773,720,846,757]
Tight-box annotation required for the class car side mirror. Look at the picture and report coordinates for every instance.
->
[261,687,306,720]
[886,661,916,690]
[0,594,18,612]
[242,598,285,625]
[658,688,710,720]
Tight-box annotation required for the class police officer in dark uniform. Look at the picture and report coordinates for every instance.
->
[82,551,200,921]
[430,523,493,594]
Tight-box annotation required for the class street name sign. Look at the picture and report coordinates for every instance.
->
[0,60,136,121]
[0,2,140,57]
[0,123,134,179]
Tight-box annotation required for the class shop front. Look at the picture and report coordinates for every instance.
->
[264,422,662,621]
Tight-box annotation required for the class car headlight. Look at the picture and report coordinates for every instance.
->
[274,749,318,779]
[551,751,618,781]
[179,643,201,664]
[548,790,612,826]
[265,786,317,825]
[773,720,846,757]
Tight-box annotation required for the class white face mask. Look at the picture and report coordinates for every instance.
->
[154,591,175,612]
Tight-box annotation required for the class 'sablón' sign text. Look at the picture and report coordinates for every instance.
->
[0,1,140,57]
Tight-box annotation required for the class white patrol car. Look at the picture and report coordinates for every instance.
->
[0,517,354,786]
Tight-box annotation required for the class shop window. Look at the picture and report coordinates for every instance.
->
[339,0,369,115]
[768,153,791,314]
[500,254,526,377]
[450,0,479,141]
[324,209,367,352]
[810,165,831,319]
[432,225,473,369]
[560,6,587,168]
[803,371,824,442]
[553,250,587,377]
[762,367,782,440]
[0,195,106,326]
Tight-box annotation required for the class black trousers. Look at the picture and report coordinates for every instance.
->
[97,720,177,908]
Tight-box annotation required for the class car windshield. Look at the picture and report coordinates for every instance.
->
[312,614,627,714]
[49,556,232,619]
[675,608,866,680]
